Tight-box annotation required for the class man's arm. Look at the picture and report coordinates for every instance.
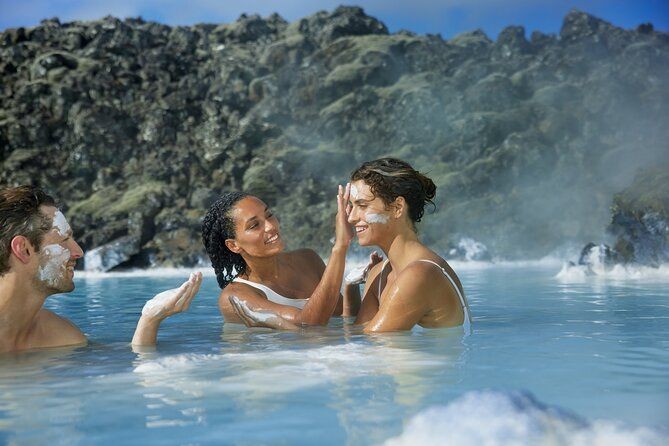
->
[131,273,202,346]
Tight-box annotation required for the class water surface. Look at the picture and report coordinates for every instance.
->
[1,264,667,445]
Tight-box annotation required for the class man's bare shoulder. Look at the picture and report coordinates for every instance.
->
[35,309,87,348]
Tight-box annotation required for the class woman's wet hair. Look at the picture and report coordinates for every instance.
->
[350,158,436,229]
[202,191,249,289]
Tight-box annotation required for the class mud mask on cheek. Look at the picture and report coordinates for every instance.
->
[38,245,71,287]
[365,212,390,224]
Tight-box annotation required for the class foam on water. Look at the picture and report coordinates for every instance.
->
[132,344,449,398]
[385,390,668,446]
[77,253,567,280]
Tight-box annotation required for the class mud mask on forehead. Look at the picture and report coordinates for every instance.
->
[52,210,71,237]
[350,184,360,200]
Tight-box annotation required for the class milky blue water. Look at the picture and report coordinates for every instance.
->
[1,264,668,445]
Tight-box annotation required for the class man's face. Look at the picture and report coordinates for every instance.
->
[35,206,84,294]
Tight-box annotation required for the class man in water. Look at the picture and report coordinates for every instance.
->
[0,185,201,353]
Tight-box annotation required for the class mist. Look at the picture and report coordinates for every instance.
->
[1,7,667,268]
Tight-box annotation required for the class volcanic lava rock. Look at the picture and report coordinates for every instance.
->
[1,7,668,266]
[607,167,669,266]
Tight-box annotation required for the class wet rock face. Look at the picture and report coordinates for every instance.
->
[577,242,618,267]
[607,167,669,266]
[1,8,668,266]
[84,234,141,271]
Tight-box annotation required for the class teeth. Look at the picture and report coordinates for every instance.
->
[266,234,279,243]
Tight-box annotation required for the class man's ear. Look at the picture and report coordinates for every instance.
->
[392,196,407,219]
[10,236,34,264]
[225,239,241,254]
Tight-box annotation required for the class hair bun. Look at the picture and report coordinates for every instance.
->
[418,173,437,201]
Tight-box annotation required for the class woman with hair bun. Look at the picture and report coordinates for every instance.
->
[231,158,471,333]
[202,185,372,327]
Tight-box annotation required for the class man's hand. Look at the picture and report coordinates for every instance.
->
[141,272,203,321]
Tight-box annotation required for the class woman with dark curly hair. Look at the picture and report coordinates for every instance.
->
[231,158,471,333]
[202,184,370,327]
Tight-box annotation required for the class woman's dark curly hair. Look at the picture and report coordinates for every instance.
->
[350,158,436,230]
[202,191,249,289]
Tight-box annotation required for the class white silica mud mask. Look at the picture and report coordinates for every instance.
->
[345,265,368,284]
[38,244,71,287]
[52,210,71,237]
[350,184,359,200]
[230,296,274,322]
[365,212,390,224]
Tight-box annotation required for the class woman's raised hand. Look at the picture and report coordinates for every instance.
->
[335,183,355,248]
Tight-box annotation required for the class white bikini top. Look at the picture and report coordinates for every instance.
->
[378,259,471,333]
[232,277,308,309]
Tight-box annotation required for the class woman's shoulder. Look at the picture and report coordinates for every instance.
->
[391,251,448,281]
[286,248,322,261]
[398,254,464,296]
[282,248,325,270]
[219,279,265,301]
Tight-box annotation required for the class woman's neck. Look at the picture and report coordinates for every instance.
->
[243,254,281,283]
[382,227,426,272]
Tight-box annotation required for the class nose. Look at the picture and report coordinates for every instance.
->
[68,239,84,259]
[265,217,279,233]
[348,207,359,225]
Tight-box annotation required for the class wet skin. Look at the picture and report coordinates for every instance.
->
[220,189,354,326]
[0,205,203,353]
[233,181,469,332]
[347,180,469,332]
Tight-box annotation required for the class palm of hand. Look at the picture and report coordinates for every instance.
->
[142,272,203,320]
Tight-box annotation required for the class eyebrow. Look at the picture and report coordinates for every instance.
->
[244,207,271,224]
[353,198,372,204]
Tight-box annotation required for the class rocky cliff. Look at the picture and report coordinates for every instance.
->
[608,165,669,266]
[1,7,668,269]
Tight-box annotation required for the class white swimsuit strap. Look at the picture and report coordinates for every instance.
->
[233,277,308,309]
[417,260,472,334]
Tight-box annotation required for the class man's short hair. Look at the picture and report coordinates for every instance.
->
[0,185,56,276]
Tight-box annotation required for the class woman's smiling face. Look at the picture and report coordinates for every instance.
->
[347,180,393,246]
[228,196,284,257]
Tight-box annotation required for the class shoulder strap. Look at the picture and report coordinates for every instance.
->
[416,260,471,332]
